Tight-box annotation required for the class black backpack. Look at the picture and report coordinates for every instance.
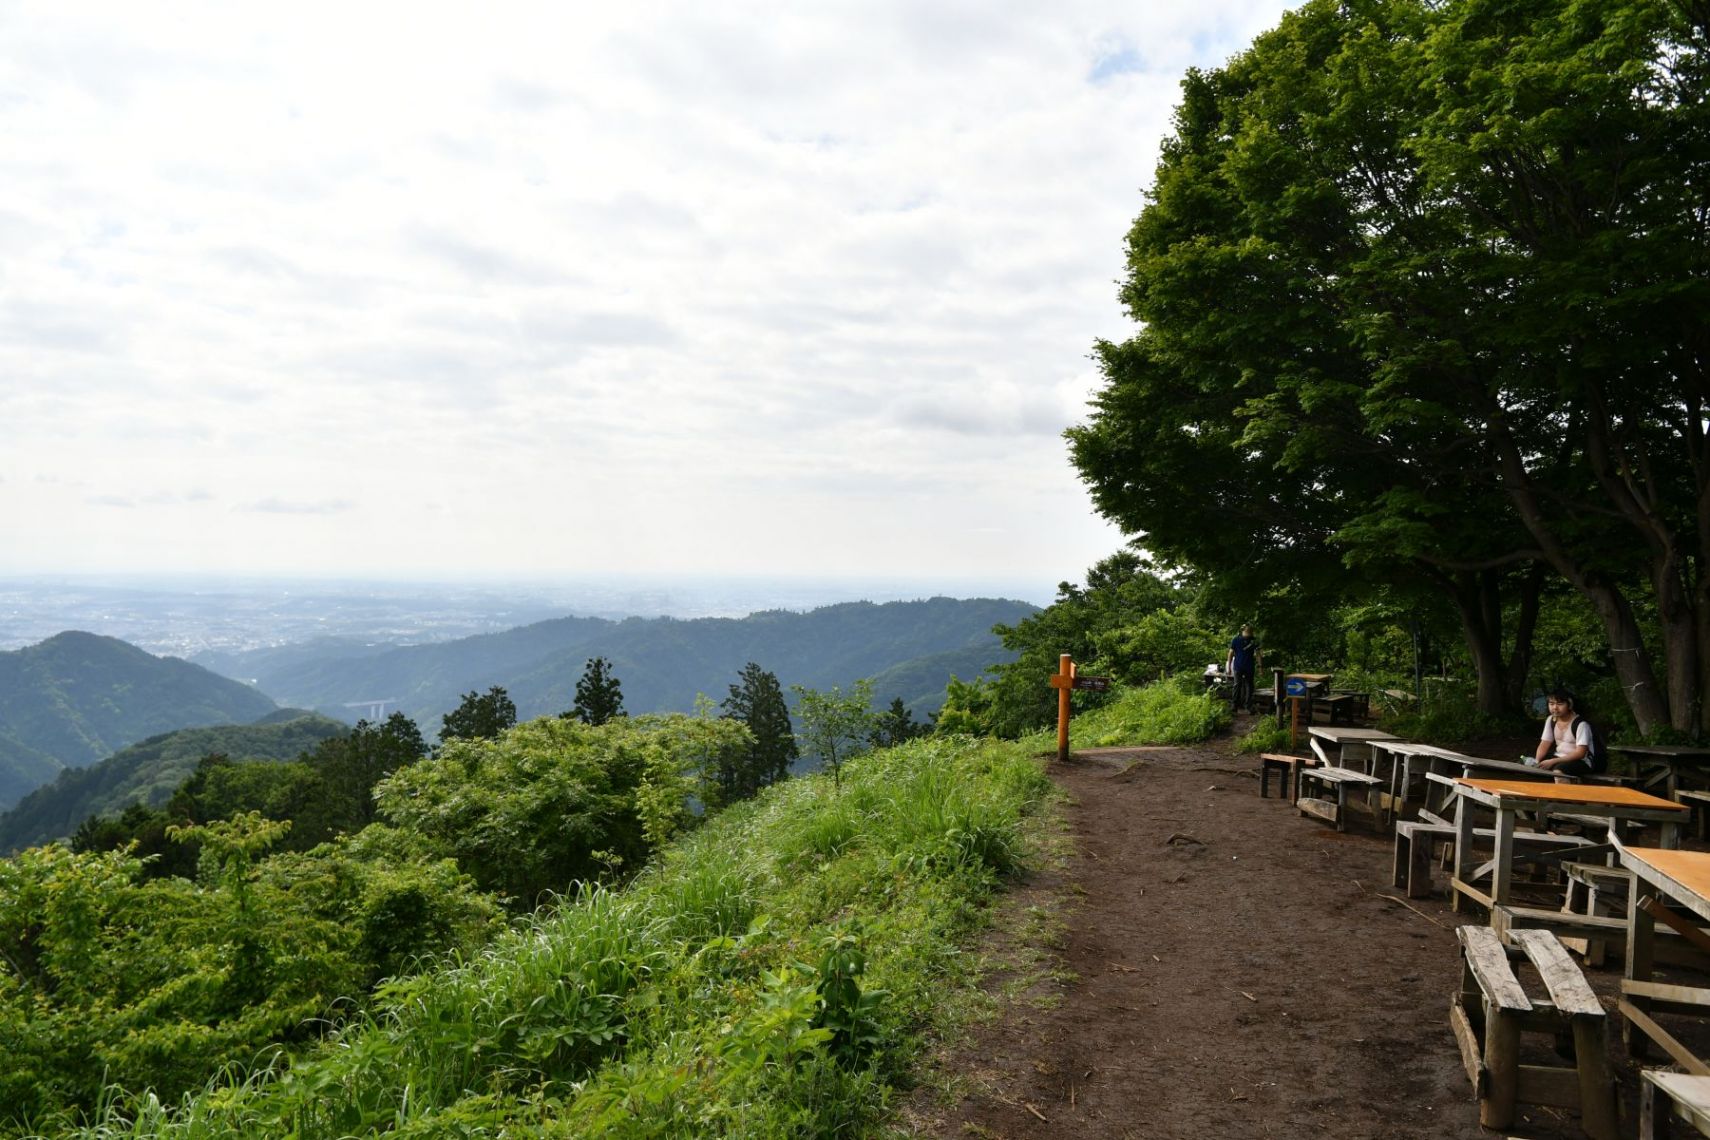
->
[1569,715,1607,773]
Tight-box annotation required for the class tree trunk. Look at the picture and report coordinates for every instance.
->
[1503,564,1545,711]
[1490,425,1673,734]
[1444,570,1509,717]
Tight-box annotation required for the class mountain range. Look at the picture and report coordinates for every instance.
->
[0,597,1033,829]
[192,597,1033,731]
[0,632,278,808]
[0,711,349,853]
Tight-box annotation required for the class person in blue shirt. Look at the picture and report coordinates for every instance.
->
[1226,624,1262,714]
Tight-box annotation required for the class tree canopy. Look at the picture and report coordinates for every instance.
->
[1069,0,1710,732]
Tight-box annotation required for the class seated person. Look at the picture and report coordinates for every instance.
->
[1530,687,1605,776]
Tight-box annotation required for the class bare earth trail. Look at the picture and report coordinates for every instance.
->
[905,735,1605,1140]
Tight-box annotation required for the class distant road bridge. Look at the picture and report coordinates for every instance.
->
[343,698,401,721]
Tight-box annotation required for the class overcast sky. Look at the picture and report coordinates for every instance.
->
[0,0,1293,597]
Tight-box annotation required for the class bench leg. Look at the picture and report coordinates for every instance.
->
[1481,1005,1520,1130]
[1391,831,1410,891]
[1408,832,1435,898]
[1573,1016,1617,1140]
[1641,1077,1664,1139]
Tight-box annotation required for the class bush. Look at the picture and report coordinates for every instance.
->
[1035,676,1230,749]
[1234,719,1292,754]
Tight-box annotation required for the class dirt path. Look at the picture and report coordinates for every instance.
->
[903,737,1609,1140]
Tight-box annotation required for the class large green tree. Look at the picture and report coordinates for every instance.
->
[1070,0,1710,731]
[719,662,797,801]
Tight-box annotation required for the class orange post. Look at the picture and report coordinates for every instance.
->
[1054,654,1075,763]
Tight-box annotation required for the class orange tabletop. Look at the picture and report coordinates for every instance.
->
[1456,778,1688,811]
[1622,847,1710,903]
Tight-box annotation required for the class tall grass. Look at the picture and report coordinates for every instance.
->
[60,736,1052,1140]
[1026,676,1230,750]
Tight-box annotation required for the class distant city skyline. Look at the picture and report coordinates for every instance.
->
[0,1,1295,584]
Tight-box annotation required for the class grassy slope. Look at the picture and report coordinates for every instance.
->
[77,734,1053,1139]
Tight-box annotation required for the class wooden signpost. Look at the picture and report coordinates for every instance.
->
[1048,655,1111,763]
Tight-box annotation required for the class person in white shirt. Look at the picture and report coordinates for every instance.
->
[1533,688,1599,776]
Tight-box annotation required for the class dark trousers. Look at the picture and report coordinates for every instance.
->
[1232,669,1256,712]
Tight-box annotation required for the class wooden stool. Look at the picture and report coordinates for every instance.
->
[1451,925,1616,1140]
[1297,764,1383,831]
[1258,752,1312,801]
[1643,1070,1710,1137]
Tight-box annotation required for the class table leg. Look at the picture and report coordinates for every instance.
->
[1491,808,1516,908]
[1626,887,1657,1058]
[1661,819,1682,850]
[1454,794,1475,913]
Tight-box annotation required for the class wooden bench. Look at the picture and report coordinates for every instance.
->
[1678,789,1710,842]
[1258,752,1314,801]
[1391,821,1592,899]
[1451,925,1616,1139]
[1297,765,1383,831]
[1642,1070,1710,1138]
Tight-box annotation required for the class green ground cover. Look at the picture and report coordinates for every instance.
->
[49,734,1052,1140]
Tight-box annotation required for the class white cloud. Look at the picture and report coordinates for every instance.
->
[0,0,1294,587]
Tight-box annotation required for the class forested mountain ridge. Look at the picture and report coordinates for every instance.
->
[196,597,1036,728]
[0,710,349,853]
[0,631,278,808]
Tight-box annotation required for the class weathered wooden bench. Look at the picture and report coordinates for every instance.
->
[1258,752,1315,801]
[1642,1070,1710,1138]
[1391,820,1592,898]
[1451,925,1616,1139]
[1677,789,1710,842]
[1297,765,1383,831]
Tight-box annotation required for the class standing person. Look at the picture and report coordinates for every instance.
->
[1531,687,1605,776]
[1226,624,1262,714]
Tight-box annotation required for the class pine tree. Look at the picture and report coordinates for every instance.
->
[567,657,625,726]
[719,662,797,801]
[870,697,924,748]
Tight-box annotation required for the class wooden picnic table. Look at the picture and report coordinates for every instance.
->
[1610,743,1710,800]
[1450,779,1687,914]
[1417,752,1556,823]
[1306,725,1398,767]
[1615,842,1710,1075]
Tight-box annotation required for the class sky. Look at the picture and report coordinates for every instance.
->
[0,0,1295,597]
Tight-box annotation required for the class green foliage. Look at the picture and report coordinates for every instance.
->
[65,735,1052,1139]
[438,685,517,744]
[1092,608,1227,685]
[975,551,1216,738]
[933,674,1001,738]
[790,680,876,787]
[373,714,747,906]
[1234,719,1292,755]
[1042,677,1231,749]
[718,662,797,803]
[569,657,626,726]
[0,818,500,1132]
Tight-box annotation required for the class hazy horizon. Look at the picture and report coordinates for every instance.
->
[0,570,1056,656]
